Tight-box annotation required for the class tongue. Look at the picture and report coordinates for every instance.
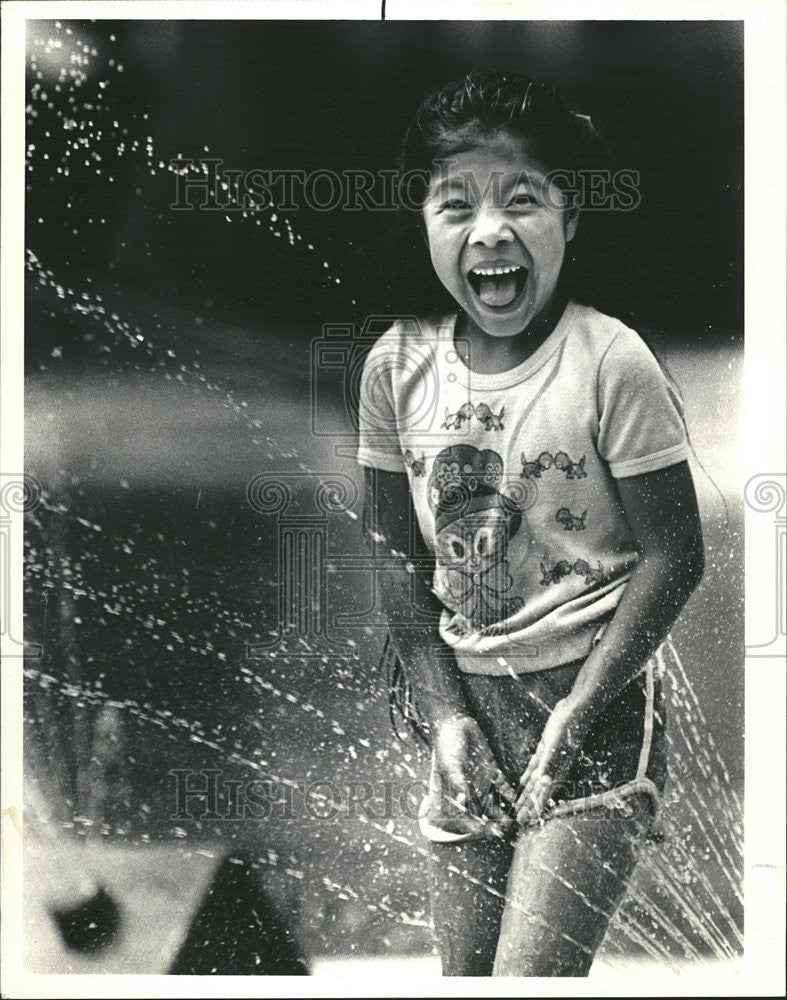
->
[477,272,520,308]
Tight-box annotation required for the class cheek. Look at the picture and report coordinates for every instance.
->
[530,221,567,269]
[424,220,458,269]
[429,244,462,292]
[427,229,451,253]
[427,241,445,273]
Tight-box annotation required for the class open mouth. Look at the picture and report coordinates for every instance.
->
[467,264,528,309]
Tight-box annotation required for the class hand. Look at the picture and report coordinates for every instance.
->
[423,715,517,839]
[515,698,592,826]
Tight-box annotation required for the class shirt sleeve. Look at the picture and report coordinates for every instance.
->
[356,325,407,473]
[596,328,689,478]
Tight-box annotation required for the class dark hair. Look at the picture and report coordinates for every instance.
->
[368,68,620,317]
[397,67,609,212]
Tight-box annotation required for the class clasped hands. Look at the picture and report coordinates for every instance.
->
[427,698,592,839]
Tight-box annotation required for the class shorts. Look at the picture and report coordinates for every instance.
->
[417,652,667,843]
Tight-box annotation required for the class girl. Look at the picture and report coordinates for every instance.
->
[357,70,704,976]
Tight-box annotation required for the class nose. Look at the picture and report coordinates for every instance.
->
[468,206,514,247]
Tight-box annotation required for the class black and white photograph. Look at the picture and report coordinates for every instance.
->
[1,2,784,995]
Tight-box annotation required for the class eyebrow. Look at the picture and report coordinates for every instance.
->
[427,170,544,201]
[427,176,469,198]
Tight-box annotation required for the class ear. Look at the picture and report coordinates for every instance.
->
[564,207,579,243]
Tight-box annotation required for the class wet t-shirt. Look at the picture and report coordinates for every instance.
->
[356,300,690,674]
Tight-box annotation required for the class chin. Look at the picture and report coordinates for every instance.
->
[463,297,540,339]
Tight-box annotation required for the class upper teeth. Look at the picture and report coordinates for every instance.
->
[471,265,522,276]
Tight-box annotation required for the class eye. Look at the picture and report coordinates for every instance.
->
[440,199,471,213]
[509,191,538,209]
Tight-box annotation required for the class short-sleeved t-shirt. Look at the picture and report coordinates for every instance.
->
[357,300,689,675]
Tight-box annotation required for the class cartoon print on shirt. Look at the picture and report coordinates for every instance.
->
[520,451,554,479]
[442,401,474,430]
[540,557,607,587]
[556,507,587,531]
[441,401,506,432]
[554,451,587,479]
[404,449,426,477]
[572,559,605,586]
[428,444,525,630]
[539,560,573,586]
[474,402,505,431]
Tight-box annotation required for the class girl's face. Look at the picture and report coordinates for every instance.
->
[422,134,578,339]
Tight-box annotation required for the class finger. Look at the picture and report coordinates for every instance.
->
[521,769,550,800]
[518,808,546,829]
[530,773,553,803]
[520,748,540,781]
[516,788,543,826]
[524,740,563,789]
[515,772,542,804]
[516,774,553,818]
[517,777,536,808]
[514,788,536,813]
[519,744,544,787]
[516,804,534,826]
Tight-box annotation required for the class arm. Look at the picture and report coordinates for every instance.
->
[517,460,705,822]
[362,466,468,727]
[363,466,516,833]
